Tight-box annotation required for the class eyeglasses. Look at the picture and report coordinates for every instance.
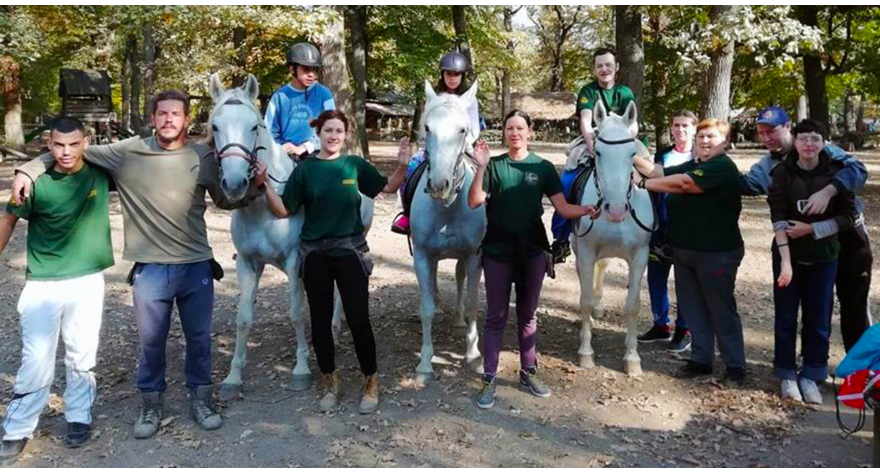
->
[795,134,823,144]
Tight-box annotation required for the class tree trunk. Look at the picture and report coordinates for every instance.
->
[323,8,363,157]
[232,27,247,87]
[501,7,516,119]
[700,5,737,120]
[796,6,829,130]
[344,6,369,158]
[844,89,857,133]
[647,10,669,147]
[142,23,156,132]
[122,35,133,131]
[550,45,564,92]
[615,6,644,112]
[452,6,473,78]
[410,88,423,143]
[797,95,808,121]
[857,93,866,132]
[129,34,143,132]
[0,55,24,151]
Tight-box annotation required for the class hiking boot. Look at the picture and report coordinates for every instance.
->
[189,385,223,431]
[667,327,691,353]
[391,214,410,235]
[551,240,571,264]
[64,422,91,449]
[133,391,163,439]
[475,375,497,409]
[638,324,673,343]
[520,368,551,398]
[0,439,27,467]
[780,379,803,402]
[723,367,746,385]
[674,361,713,379]
[319,371,341,413]
[799,378,822,405]
[359,373,380,414]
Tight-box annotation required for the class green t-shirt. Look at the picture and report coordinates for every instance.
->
[6,162,114,280]
[281,155,387,243]
[481,152,563,258]
[576,81,635,122]
[665,154,743,252]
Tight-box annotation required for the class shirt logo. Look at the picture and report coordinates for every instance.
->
[7,196,19,207]
[524,172,539,185]
[579,97,589,105]
[88,189,97,198]
[693,169,704,177]
[342,178,356,185]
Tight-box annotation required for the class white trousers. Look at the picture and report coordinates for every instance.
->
[2,272,104,440]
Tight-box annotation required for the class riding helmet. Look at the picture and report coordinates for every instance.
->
[287,42,322,68]
[439,51,469,73]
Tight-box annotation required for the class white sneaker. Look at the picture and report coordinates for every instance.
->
[780,379,803,402]
[798,378,822,405]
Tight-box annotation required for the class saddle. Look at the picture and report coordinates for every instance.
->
[568,162,594,206]
[402,159,429,217]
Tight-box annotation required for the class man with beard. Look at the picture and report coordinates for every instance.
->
[10,91,268,440]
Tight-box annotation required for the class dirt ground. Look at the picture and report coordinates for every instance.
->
[0,142,878,468]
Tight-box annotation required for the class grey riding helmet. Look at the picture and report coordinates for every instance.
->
[287,42,322,68]
[439,51,468,73]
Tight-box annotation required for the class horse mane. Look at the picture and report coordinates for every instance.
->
[202,87,264,147]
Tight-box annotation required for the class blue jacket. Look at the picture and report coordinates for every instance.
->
[740,143,867,214]
[837,325,880,377]
[264,83,335,152]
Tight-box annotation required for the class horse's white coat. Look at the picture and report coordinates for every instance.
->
[571,101,653,375]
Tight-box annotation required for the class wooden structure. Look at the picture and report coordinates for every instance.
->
[59,69,113,142]
[366,100,413,139]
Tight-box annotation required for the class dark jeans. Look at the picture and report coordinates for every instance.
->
[647,258,687,330]
[302,251,377,376]
[481,253,547,377]
[133,261,214,393]
[673,246,746,370]
[837,224,873,351]
[772,255,836,382]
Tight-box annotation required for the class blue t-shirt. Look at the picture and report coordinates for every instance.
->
[264,82,335,150]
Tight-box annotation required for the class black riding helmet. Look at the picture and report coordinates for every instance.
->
[287,42,322,68]
[439,51,469,73]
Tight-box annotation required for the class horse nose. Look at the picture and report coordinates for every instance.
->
[606,204,628,222]
[603,203,611,212]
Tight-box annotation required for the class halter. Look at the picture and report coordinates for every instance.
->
[212,98,269,181]
[422,99,472,200]
[574,134,657,237]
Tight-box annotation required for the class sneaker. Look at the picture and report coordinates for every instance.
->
[64,422,91,448]
[359,373,380,414]
[551,240,571,264]
[799,378,822,405]
[674,361,713,379]
[780,379,803,402]
[133,392,163,439]
[475,375,497,409]
[391,214,410,235]
[319,371,341,413]
[520,368,552,398]
[0,439,27,467]
[638,324,673,343]
[723,367,746,385]
[189,385,223,431]
[667,328,691,353]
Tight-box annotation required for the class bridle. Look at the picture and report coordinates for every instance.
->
[422,100,472,200]
[574,134,657,237]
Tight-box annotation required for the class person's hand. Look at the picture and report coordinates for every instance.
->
[582,204,600,218]
[282,143,306,157]
[11,173,31,206]
[785,220,812,239]
[397,139,412,167]
[253,161,268,188]
[583,133,595,157]
[473,140,491,169]
[803,187,833,215]
[777,260,793,288]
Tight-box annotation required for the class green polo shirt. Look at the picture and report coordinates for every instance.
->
[576,81,635,122]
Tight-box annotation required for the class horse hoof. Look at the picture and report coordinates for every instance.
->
[415,371,433,388]
[465,357,484,374]
[219,383,242,401]
[290,374,312,392]
[624,361,643,376]
[578,354,595,369]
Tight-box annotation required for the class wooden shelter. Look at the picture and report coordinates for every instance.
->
[59,69,113,123]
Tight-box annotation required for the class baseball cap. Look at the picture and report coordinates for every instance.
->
[756,106,790,127]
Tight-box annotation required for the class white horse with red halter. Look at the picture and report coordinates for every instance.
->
[206,73,372,399]
[571,100,654,375]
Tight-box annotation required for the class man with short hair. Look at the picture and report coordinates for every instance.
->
[742,106,871,352]
[0,118,112,465]
[11,91,267,440]
[551,46,637,263]
[264,42,335,158]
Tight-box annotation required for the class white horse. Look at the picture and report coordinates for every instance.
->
[207,73,373,399]
[571,101,654,375]
[411,80,487,385]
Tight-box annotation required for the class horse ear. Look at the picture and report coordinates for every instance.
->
[424,79,438,103]
[593,100,607,128]
[460,80,478,107]
[623,101,638,131]
[245,74,259,102]
[209,73,226,102]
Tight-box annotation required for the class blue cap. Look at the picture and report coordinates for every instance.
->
[756,106,790,127]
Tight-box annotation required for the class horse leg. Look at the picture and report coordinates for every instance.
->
[463,254,483,373]
[414,252,438,386]
[287,255,313,391]
[623,248,649,376]
[453,259,467,329]
[430,260,443,324]
[592,259,609,319]
[220,257,264,400]
[576,243,598,369]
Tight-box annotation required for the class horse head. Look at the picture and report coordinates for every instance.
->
[593,100,639,223]
[421,79,478,206]
[208,73,264,202]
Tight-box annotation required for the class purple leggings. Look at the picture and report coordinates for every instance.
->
[481,253,548,377]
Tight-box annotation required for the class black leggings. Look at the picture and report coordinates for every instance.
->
[302,251,377,376]
[837,225,873,352]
